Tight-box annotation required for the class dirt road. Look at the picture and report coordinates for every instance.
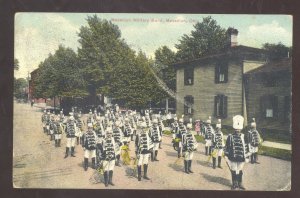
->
[13,102,291,190]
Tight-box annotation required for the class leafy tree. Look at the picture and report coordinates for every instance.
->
[175,16,227,61]
[154,46,177,91]
[34,46,87,99]
[262,42,292,61]
[14,78,27,99]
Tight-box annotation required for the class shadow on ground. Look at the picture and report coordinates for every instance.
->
[168,162,183,172]
[196,159,212,168]
[200,172,231,187]
[164,151,179,157]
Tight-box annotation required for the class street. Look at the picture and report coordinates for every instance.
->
[13,102,291,190]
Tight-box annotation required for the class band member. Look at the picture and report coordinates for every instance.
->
[99,127,117,187]
[224,115,250,190]
[54,116,63,147]
[212,119,224,169]
[45,111,51,135]
[194,120,201,136]
[82,123,97,171]
[49,115,56,141]
[94,116,105,143]
[86,110,94,126]
[123,118,132,145]
[157,116,164,149]
[145,113,152,128]
[171,117,179,140]
[75,114,84,145]
[135,122,153,181]
[149,119,162,161]
[177,118,187,158]
[64,115,77,158]
[112,120,123,166]
[41,110,47,133]
[246,118,262,164]
[204,117,215,156]
[182,123,198,174]
[129,113,137,141]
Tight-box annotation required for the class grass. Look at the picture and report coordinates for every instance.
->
[258,145,291,161]
[163,130,291,161]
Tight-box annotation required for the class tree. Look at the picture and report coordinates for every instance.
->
[14,78,27,99]
[175,16,227,62]
[154,46,177,91]
[14,59,19,70]
[34,46,87,99]
[262,42,292,61]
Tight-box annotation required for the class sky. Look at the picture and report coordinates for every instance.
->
[14,13,293,79]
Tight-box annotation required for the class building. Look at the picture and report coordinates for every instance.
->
[244,58,292,133]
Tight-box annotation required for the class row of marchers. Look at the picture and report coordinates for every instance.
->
[41,109,261,190]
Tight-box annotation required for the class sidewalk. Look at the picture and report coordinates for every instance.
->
[164,127,291,151]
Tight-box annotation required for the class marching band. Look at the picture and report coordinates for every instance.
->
[40,106,261,190]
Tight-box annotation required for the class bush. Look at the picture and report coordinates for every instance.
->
[258,145,291,161]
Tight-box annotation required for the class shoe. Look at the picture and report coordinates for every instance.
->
[238,171,246,190]
[92,157,96,169]
[154,151,159,161]
[218,156,222,168]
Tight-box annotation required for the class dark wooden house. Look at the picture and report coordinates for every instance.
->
[244,58,292,133]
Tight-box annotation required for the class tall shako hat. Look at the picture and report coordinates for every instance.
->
[206,116,212,124]
[216,119,221,128]
[250,118,256,127]
[233,115,244,130]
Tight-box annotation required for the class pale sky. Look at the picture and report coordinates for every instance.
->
[14,13,293,79]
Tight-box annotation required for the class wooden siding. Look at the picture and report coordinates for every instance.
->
[245,71,291,132]
[176,59,243,126]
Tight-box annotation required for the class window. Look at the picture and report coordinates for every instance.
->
[214,94,228,118]
[184,67,194,85]
[184,96,194,115]
[215,61,228,83]
[260,95,278,119]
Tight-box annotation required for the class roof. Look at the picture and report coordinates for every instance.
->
[173,45,266,68]
[245,58,292,75]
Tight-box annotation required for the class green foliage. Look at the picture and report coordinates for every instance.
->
[262,42,291,61]
[258,145,291,161]
[175,16,227,61]
[14,78,27,99]
[34,46,87,99]
[154,46,177,91]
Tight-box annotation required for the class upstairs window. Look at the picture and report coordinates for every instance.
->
[184,67,194,85]
[214,94,228,118]
[215,61,228,84]
[184,95,194,115]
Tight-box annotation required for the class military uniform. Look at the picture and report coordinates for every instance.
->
[82,123,97,171]
[204,119,215,156]
[149,119,162,161]
[64,116,77,158]
[224,115,250,190]
[182,123,198,174]
[98,127,117,187]
[75,116,84,145]
[54,117,63,147]
[212,120,224,169]
[112,121,123,166]
[135,122,153,181]
[246,119,261,164]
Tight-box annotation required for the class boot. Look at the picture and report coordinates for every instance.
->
[205,146,208,156]
[71,147,76,157]
[212,157,216,169]
[251,154,254,164]
[76,137,79,145]
[109,170,115,186]
[231,171,238,190]
[188,160,193,173]
[151,152,154,162]
[84,158,88,171]
[218,156,222,168]
[143,164,150,180]
[237,171,246,190]
[184,160,189,174]
[64,147,69,158]
[154,150,159,161]
[92,157,96,169]
[177,148,181,158]
[104,171,109,187]
[115,155,121,167]
[55,140,58,147]
[208,146,212,155]
[58,139,61,147]
[137,165,142,181]
[254,153,260,164]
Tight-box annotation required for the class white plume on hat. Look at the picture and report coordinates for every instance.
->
[251,118,256,127]
[216,119,222,128]
[233,115,244,130]
[87,123,93,128]
[96,116,101,121]
[70,116,74,120]
[179,118,183,123]
[206,116,212,124]
[153,119,158,124]
[174,117,178,121]
[187,123,192,129]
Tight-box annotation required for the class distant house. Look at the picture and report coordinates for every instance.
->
[244,58,292,132]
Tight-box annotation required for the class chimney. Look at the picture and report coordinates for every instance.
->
[226,27,239,47]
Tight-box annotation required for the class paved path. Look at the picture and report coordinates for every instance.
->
[13,102,291,190]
